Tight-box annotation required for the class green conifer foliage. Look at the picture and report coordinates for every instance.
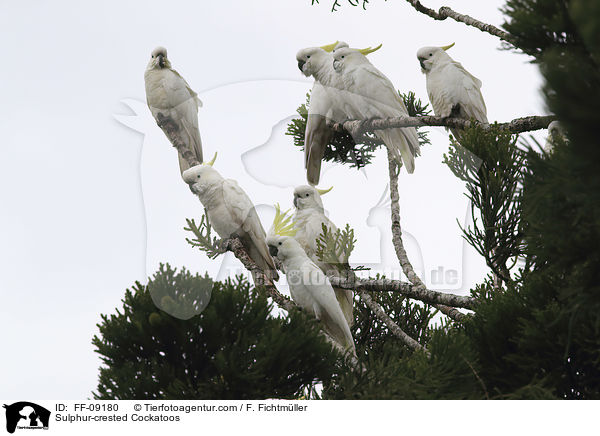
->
[93,264,342,399]
[93,1,600,399]
[499,0,600,398]
[286,91,430,169]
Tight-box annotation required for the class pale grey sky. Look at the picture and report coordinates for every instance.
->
[0,0,546,399]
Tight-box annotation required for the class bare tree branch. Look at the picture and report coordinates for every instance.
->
[435,304,469,322]
[330,115,556,138]
[462,355,490,400]
[315,0,517,45]
[328,276,477,310]
[359,290,428,354]
[403,1,516,45]
[386,149,470,322]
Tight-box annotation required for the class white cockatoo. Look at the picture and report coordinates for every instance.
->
[182,154,278,283]
[332,45,421,173]
[267,207,356,354]
[545,120,566,153]
[292,185,353,327]
[296,41,349,186]
[417,43,488,139]
[145,46,204,175]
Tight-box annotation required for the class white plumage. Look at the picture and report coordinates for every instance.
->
[417,44,488,138]
[292,185,353,327]
[145,46,204,174]
[182,162,279,283]
[296,42,348,186]
[332,46,421,173]
[267,235,356,354]
[545,120,566,153]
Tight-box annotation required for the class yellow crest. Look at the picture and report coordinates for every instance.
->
[272,203,297,237]
[358,43,383,55]
[441,42,455,51]
[320,41,339,52]
[203,152,217,166]
[316,186,333,195]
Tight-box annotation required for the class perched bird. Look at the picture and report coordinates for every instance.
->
[417,43,488,139]
[145,46,204,174]
[332,45,421,173]
[292,185,353,327]
[267,207,356,354]
[182,154,279,283]
[296,41,348,186]
[545,120,566,153]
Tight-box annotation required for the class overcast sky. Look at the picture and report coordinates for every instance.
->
[0,0,546,399]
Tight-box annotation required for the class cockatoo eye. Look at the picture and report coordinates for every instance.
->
[278,242,282,245]
[429,53,433,57]
[197,175,201,179]
[341,55,345,59]
[305,193,309,197]
[307,55,311,59]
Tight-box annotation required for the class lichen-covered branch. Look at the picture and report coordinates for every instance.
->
[330,114,556,138]
[359,290,428,354]
[403,1,516,45]
[386,150,470,322]
[387,151,422,287]
[434,304,469,322]
[315,0,518,45]
[328,276,476,310]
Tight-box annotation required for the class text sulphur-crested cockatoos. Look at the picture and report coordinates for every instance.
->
[332,45,421,173]
[292,185,353,327]
[145,46,204,174]
[417,43,488,139]
[296,41,350,186]
[266,206,356,355]
[182,154,279,283]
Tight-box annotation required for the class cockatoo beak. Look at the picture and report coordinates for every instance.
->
[293,196,298,208]
[297,60,306,72]
[418,58,426,69]
[157,54,165,68]
[268,245,278,257]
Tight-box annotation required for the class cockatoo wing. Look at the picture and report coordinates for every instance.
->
[302,212,338,255]
[351,64,421,172]
[166,70,204,172]
[351,64,406,111]
[222,180,278,281]
[305,83,334,186]
[308,215,353,328]
[146,69,204,173]
[294,211,354,327]
[453,62,488,123]
[302,261,355,353]
[171,69,203,108]
[426,68,454,118]
[439,62,487,124]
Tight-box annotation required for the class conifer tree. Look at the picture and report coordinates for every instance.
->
[93,264,342,399]
[94,0,600,399]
